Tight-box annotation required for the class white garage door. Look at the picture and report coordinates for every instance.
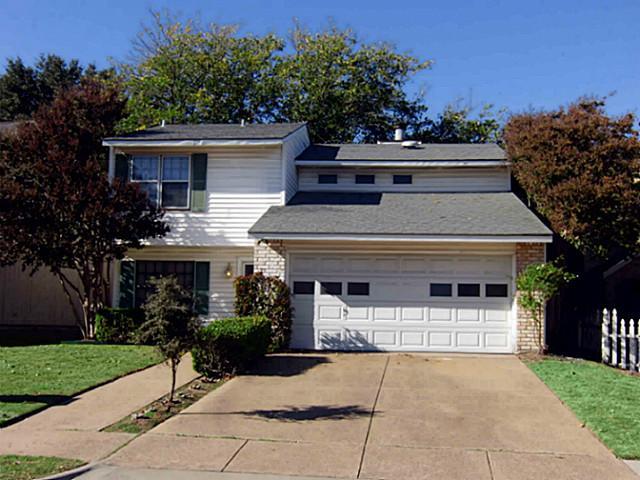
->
[289,253,515,353]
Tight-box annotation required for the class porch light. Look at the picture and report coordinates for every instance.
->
[224,263,233,278]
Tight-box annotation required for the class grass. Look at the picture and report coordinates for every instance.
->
[104,376,225,434]
[527,357,640,459]
[0,343,161,426]
[0,455,84,480]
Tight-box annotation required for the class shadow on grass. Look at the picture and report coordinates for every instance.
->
[0,394,75,405]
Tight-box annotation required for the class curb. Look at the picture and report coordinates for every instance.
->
[37,462,95,480]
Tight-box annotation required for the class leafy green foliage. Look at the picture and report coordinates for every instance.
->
[192,316,271,377]
[504,98,640,257]
[0,344,160,425]
[0,54,113,121]
[138,276,201,402]
[528,358,640,459]
[418,104,504,144]
[516,261,576,352]
[0,80,168,338]
[234,273,292,350]
[95,308,146,344]
[119,12,430,142]
[0,455,84,480]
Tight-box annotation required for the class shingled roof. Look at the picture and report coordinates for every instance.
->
[296,143,506,162]
[105,122,307,142]
[249,192,551,239]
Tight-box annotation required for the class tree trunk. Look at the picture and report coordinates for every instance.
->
[169,359,178,405]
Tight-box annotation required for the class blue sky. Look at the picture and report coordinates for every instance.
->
[1,0,638,117]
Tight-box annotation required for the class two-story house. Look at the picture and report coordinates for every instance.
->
[103,122,552,353]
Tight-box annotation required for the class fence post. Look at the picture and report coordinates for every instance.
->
[612,309,619,367]
[630,319,637,373]
[620,316,627,369]
[602,308,610,364]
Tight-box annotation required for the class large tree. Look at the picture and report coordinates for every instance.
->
[504,99,640,257]
[119,12,430,142]
[0,80,168,338]
[418,104,504,144]
[0,54,112,121]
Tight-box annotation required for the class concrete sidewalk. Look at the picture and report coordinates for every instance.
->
[0,355,198,462]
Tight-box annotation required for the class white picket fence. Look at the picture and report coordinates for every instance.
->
[602,308,640,372]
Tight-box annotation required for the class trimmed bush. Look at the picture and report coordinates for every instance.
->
[192,316,271,377]
[234,273,292,351]
[95,308,145,344]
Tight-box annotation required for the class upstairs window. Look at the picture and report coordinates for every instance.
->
[131,155,190,209]
[318,174,338,184]
[355,174,375,184]
[393,174,413,185]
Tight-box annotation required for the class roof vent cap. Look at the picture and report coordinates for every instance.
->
[401,140,420,148]
[394,128,404,141]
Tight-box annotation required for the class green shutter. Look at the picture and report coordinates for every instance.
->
[194,261,210,315]
[114,153,129,183]
[119,260,135,308]
[191,153,207,212]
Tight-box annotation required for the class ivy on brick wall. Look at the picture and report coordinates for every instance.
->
[234,273,293,351]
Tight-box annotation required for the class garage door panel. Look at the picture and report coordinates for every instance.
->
[290,252,514,353]
[457,308,481,322]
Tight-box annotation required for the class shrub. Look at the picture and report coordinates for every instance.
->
[516,260,576,353]
[234,273,292,350]
[95,308,145,344]
[192,316,271,377]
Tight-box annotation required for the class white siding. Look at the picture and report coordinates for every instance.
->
[146,146,283,247]
[298,167,510,193]
[124,246,253,320]
[282,127,310,203]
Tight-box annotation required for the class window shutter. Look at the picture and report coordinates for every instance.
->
[119,260,135,308]
[114,153,129,183]
[191,153,208,212]
[194,261,210,315]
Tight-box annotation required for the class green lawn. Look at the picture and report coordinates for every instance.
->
[0,455,84,480]
[0,343,161,425]
[528,357,640,459]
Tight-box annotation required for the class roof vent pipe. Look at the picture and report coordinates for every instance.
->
[394,128,404,141]
[241,119,246,127]
[161,119,166,127]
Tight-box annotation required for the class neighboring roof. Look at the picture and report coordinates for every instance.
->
[296,143,506,162]
[0,121,20,135]
[249,192,552,240]
[104,122,307,143]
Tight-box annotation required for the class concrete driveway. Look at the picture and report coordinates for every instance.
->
[106,353,636,479]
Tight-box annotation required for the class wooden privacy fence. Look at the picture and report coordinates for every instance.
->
[602,308,640,372]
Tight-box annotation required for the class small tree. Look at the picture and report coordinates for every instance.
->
[516,261,576,353]
[0,80,168,338]
[138,276,201,404]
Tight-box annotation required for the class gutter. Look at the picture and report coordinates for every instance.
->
[248,233,553,243]
[294,160,509,168]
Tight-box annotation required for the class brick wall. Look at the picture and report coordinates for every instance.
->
[516,242,546,352]
[254,240,286,279]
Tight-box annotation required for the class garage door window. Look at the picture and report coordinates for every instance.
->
[347,282,369,296]
[458,283,480,297]
[318,174,338,184]
[294,281,314,295]
[486,283,509,297]
[430,283,452,297]
[320,282,342,295]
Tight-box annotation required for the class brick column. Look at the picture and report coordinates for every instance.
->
[254,240,286,279]
[515,243,546,352]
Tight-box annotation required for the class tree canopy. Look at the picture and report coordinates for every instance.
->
[0,80,168,337]
[0,54,112,121]
[119,12,431,142]
[504,99,640,257]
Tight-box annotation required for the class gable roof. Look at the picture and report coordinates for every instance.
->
[104,122,307,143]
[296,143,506,162]
[249,192,551,241]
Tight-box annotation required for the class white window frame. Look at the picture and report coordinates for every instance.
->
[130,154,191,210]
[237,257,255,276]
